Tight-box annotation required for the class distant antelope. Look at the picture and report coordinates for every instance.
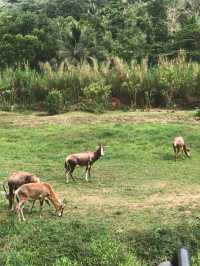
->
[172,136,191,161]
[64,144,106,183]
[14,182,64,221]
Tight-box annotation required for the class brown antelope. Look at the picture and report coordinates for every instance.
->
[64,144,106,183]
[172,136,191,161]
[3,171,41,210]
[14,182,65,221]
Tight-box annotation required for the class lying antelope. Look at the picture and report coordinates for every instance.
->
[3,171,41,210]
[172,136,191,161]
[64,144,106,183]
[14,182,64,221]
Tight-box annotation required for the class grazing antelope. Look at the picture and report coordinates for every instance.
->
[14,182,65,221]
[3,171,41,210]
[172,136,191,161]
[64,144,106,183]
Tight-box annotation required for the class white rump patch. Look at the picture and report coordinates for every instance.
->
[101,146,104,156]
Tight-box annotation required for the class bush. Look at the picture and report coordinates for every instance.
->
[194,108,200,118]
[45,90,64,114]
[1,53,200,111]
[84,80,111,102]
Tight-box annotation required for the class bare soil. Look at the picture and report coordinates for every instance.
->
[0,109,198,128]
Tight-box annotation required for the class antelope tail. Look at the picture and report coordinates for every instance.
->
[172,143,176,153]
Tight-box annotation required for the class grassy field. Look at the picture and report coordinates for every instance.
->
[1,110,200,266]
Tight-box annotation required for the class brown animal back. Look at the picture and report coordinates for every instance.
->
[16,183,50,199]
[67,153,91,166]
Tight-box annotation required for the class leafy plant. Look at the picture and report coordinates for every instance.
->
[84,80,111,103]
[45,90,64,114]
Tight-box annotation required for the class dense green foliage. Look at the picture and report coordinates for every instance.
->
[0,53,200,111]
[0,0,200,66]
[45,90,64,114]
[0,111,200,265]
[0,0,200,110]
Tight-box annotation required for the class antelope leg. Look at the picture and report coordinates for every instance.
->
[70,173,76,182]
[39,199,44,218]
[20,207,25,221]
[17,200,26,222]
[65,170,69,183]
[30,200,36,213]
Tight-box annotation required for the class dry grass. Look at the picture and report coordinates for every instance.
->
[0,109,197,128]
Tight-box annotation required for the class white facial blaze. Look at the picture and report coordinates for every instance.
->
[101,146,104,156]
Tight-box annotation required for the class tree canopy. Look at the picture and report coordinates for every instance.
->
[0,0,200,68]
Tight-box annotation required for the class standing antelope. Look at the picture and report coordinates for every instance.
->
[172,136,191,161]
[3,171,41,210]
[14,182,64,221]
[64,144,106,183]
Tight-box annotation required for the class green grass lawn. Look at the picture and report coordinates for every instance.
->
[1,110,200,266]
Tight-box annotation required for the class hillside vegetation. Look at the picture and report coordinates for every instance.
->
[0,0,200,110]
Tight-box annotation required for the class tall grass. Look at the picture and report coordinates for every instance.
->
[0,51,200,112]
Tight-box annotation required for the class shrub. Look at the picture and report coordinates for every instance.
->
[82,81,112,113]
[192,251,200,266]
[1,53,200,110]
[45,90,64,114]
[194,108,200,118]
[84,80,111,102]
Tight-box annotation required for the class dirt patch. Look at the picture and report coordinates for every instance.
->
[146,191,200,209]
[60,184,200,215]
[0,110,198,128]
